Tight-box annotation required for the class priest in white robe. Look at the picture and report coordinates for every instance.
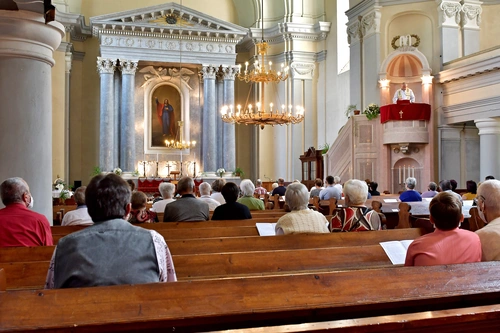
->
[393,82,415,103]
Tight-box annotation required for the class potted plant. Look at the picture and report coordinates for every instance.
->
[345,104,358,117]
[233,167,245,178]
[319,143,330,154]
[363,103,380,120]
[216,168,225,178]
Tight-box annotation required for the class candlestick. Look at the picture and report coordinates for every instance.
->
[156,154,158,162]
[399,166,401,184]
[403,165,405,183]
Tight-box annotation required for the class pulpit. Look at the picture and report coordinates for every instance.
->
[380,103,431,123]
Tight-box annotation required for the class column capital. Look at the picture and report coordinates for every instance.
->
[462,2,482,28]
[437,0,462,27]
[221,65,239,80]
[120,59,138,75]
[475,118,500,135]
[201,65,217,80]
[97,57,117,74]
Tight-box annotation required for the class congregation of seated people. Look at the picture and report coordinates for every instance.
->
[2,174,500,294]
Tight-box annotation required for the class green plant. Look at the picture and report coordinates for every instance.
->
[233,167,245,178]
[345,104,357,117]
[363,103,380,120]
[91,166,102,176]
[319,143,330,154]
[132,169,140,177]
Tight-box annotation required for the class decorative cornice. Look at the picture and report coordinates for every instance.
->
[442,96,500,124]
[119,59,138,75]
[55,9,91,42]
[315,50,327,63]
[438,46,500,83]
[90,3,247,43]
[96,57,117,74]
[248,21,331,46]
[200,65,217,80]
[73,51,85,61]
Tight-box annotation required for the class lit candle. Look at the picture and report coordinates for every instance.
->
[256,102,261,111]
[237,104,241,113]
[408,165,411,178]
[248,104,253,113]
[245,61,248,71]
[270,103,273,113]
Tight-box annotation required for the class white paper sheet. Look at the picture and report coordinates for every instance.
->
[379,240,414,265]
[384,199,398,203]
[255,223,277,236]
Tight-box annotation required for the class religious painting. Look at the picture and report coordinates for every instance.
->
[151,85,181,147]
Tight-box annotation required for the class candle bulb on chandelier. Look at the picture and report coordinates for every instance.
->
[270,103,273,113]
[245,61,248,72]
[256,102,261,112]
[248,104,252,113]
[282,104,285,114]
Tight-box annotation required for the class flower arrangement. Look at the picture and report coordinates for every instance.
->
[363,103,380,120]
[55,183,65,192]
[216,168,225,178]
[113,167,123,176]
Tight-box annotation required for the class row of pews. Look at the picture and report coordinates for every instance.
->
[1,201,499,332]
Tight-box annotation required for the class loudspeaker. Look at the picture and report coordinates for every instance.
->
[74,180,82,190]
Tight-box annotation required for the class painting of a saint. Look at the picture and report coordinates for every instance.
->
[151,85,181,147]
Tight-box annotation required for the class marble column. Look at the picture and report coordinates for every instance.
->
[119,59,138,172]
[201,65,217,173]
[437,0,462,62]
[461,1,482,56]
[216,71,224,169]
[0,9,64,220]
[63,44,72,184]
[97,57,116,172]
[475,118,500,180]
[222,65,238,172]
[113,71,121,170]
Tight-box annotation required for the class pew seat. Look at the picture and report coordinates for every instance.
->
[1,262,500,332]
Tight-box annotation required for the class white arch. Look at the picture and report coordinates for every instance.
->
[379,48,432,81]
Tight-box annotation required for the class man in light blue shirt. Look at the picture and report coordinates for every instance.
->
[319,176,342,200]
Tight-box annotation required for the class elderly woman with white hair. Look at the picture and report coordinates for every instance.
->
[237,179,265,210]
[151,182,176,213]
[330,179,381,232]
[198,182,221,211]
[275,183,329,235]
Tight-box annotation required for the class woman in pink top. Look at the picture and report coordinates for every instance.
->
[405,192,481,266]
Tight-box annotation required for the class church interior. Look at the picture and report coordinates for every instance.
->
[2,1,500,330]
[2,0,500,219]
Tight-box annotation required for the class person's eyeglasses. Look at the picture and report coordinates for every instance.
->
[474,195,486,206]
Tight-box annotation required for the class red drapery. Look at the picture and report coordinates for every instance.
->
[380,103,431,123]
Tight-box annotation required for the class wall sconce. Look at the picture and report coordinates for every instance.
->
[379,79,390,88]
[421,75,433,85]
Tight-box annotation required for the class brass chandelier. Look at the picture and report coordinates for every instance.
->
[220,0,305,130]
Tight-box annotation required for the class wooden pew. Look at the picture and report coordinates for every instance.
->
[2,244,397,290]
[214,304,500,333]
[2,262,500,332]
[0,229,426,263]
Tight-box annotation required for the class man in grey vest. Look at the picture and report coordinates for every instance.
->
[163,176,209,222]
[45,174,176,289]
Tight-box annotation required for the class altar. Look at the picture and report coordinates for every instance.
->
[380,103,431,123]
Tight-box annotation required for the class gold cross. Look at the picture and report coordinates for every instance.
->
[399,110,403,119]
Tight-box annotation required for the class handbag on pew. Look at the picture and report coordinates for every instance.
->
[330,207,380,232]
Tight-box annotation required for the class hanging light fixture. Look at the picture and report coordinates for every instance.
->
[220,0,305,130]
